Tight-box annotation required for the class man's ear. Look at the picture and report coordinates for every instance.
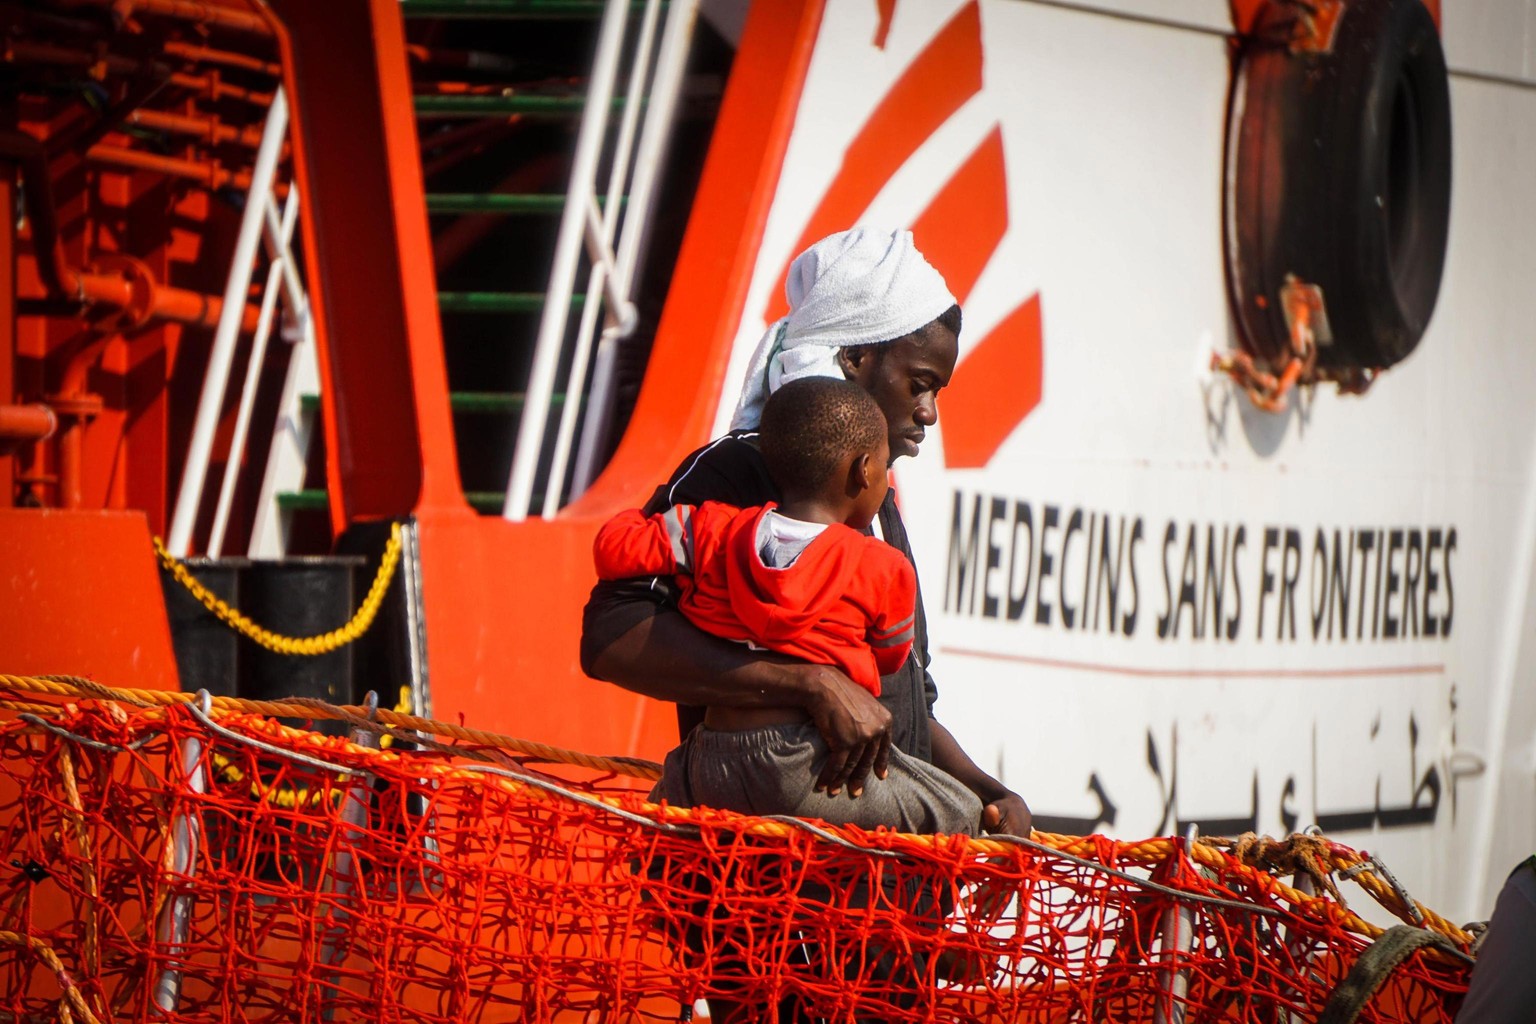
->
[838,345,870,380]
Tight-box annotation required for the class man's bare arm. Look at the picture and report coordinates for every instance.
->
[583,606,893,795]
[928,719,1032,835]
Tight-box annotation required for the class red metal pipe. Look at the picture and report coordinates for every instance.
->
[161,40,280,76]
[0,131,77,300]
[167,70,274,106]
[48,330,111,511]
[0,130,265,332]
[0,405,56,443]
[73,268,263,333]
[86,143,290,200]
[60,0,273,36]
[57,424,81,508]
[4,41,274,106]
[127,108,266,149]
[140,281,260,333]
[86,143,250,191]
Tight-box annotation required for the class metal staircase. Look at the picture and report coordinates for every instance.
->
[266,0,705,534]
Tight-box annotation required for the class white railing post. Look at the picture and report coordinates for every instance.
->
[153,690,211,1016]
[609,0,702,316]
[247,309,317,560]
[1279,867,1318,1024]
[540,0,659,518]
[1153,824,1200,1024]
[249,184,319,560]
[318,691,380,1020]
[502,0,631,520]
[207,189,300,558]
[167,87,289,556]
[570,0,701,500]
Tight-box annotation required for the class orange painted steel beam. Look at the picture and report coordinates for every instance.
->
[573,0,827,517]
[263,0,467,532]
[411,510,686,759]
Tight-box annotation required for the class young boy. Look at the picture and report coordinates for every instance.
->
[594,377,980,836]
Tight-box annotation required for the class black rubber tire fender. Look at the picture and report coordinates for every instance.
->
[1225,0,1452,372]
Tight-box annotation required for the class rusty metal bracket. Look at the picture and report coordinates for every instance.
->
[1213,273,1328,413]
[1279,274,1332,350]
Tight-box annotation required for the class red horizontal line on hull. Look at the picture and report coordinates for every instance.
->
[938,647,1445,679]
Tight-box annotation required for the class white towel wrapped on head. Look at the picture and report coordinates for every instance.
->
[729,228,956,431]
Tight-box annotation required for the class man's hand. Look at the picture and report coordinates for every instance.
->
[981,792,1032,836]
[792,663,892,797]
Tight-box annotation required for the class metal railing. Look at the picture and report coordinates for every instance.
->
[503,0,701,520]
[167,86,288,556]
[245,199,321,560]
[165,83,318,559]
[207,189,297,559]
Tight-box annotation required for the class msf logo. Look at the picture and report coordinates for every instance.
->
[766,0,1042,469]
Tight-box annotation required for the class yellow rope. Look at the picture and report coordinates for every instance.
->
[0,673,663,781]
[151,523,402,656]
[208,685,407,807]
[0,930,104,1024]
[207,750,345,810]
[57,749,100,978]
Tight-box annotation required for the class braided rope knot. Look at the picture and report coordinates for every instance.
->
[1207,831,1347,905]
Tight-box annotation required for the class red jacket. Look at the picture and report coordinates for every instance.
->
[593,502,916,696]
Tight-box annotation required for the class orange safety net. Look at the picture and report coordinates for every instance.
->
[0,695,1471,1024]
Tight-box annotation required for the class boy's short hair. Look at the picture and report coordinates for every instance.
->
[760,377,886,497]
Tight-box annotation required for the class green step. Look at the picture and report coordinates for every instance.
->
[465,492,551,512]
[401,0,647,19]
[437,291,585,313]
[426,193,622,215]
[277,489,327,511]
[413,94,634,118]
[464,491,505,512]
[453,390,521,413]
[451,390,562,413]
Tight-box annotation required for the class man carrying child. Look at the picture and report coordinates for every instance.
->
[594,376,981,835]
[581,225,1030,838]
[582,226,1029,1021]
